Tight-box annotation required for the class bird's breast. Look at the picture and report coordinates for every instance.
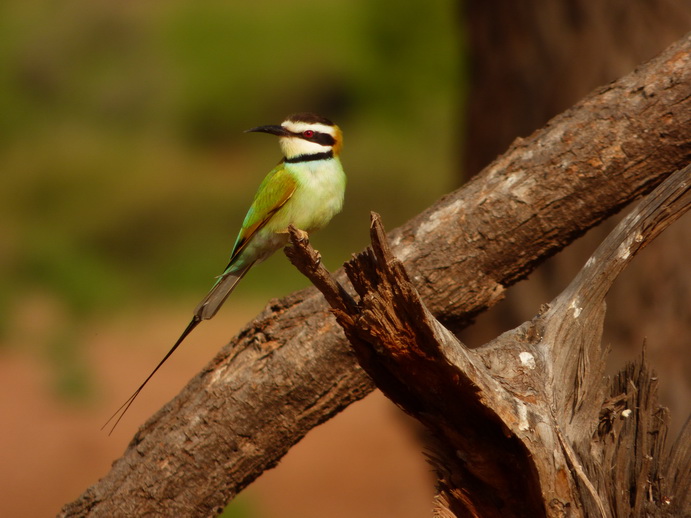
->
[270,159,346,233]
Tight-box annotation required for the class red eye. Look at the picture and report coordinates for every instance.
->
[302,130,314,138]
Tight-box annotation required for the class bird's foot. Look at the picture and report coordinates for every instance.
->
[281,227,309,242]
[283,226,321,267]
[294,228,309,241]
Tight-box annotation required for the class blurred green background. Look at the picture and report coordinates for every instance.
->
[0,0,463,400]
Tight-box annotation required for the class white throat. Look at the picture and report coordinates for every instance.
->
[279,137,331,159]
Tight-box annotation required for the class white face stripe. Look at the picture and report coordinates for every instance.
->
[281,121,336,137]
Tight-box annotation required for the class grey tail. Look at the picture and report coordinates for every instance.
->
[193,261,255,320]
[102,262,254,434]
[102,316,201,435]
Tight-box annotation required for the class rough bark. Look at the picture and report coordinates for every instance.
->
[285,164,690,517]
[59,33,691,517]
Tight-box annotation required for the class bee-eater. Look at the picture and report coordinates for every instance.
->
[104,113,346,432]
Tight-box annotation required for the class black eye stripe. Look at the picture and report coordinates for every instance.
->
[312,132,335,146]
[293,131,335,146]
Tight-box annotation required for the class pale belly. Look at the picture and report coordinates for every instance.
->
[237,158,345,267]
[267,159,346,233]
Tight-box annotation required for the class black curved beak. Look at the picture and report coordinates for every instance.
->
[245,124,291,136]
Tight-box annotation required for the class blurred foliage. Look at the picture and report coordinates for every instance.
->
[0,0,465,393]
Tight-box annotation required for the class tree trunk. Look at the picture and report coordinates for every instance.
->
[59,32,691,518]
[462,0,691,177]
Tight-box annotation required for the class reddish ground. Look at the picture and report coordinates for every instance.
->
[0,303,433,518]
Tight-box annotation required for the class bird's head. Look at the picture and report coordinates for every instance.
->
[246,113,342,161]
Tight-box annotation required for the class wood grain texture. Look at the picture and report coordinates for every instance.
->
[59,33,691,518]
[288,165,689,516]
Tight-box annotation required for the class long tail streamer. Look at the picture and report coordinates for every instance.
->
[101,316,201,435]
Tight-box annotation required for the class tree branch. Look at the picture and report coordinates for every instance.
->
[60,33,691,517]
[286,166,689,516]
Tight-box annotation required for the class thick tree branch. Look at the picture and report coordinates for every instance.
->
[60,33,691,517]
[287,166,689,517]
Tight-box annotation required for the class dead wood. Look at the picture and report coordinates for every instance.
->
[59,33,691,518]
[285,164,690,517]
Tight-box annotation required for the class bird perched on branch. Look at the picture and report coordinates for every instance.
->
[104,113,346,432]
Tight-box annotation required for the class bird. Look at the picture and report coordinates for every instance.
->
[103,113,346,433]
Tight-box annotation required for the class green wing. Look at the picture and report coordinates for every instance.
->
[225,163,297,269]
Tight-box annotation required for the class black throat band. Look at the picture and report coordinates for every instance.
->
[284,151,333,164]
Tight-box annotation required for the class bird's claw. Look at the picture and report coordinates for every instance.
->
[295,228,309,242]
